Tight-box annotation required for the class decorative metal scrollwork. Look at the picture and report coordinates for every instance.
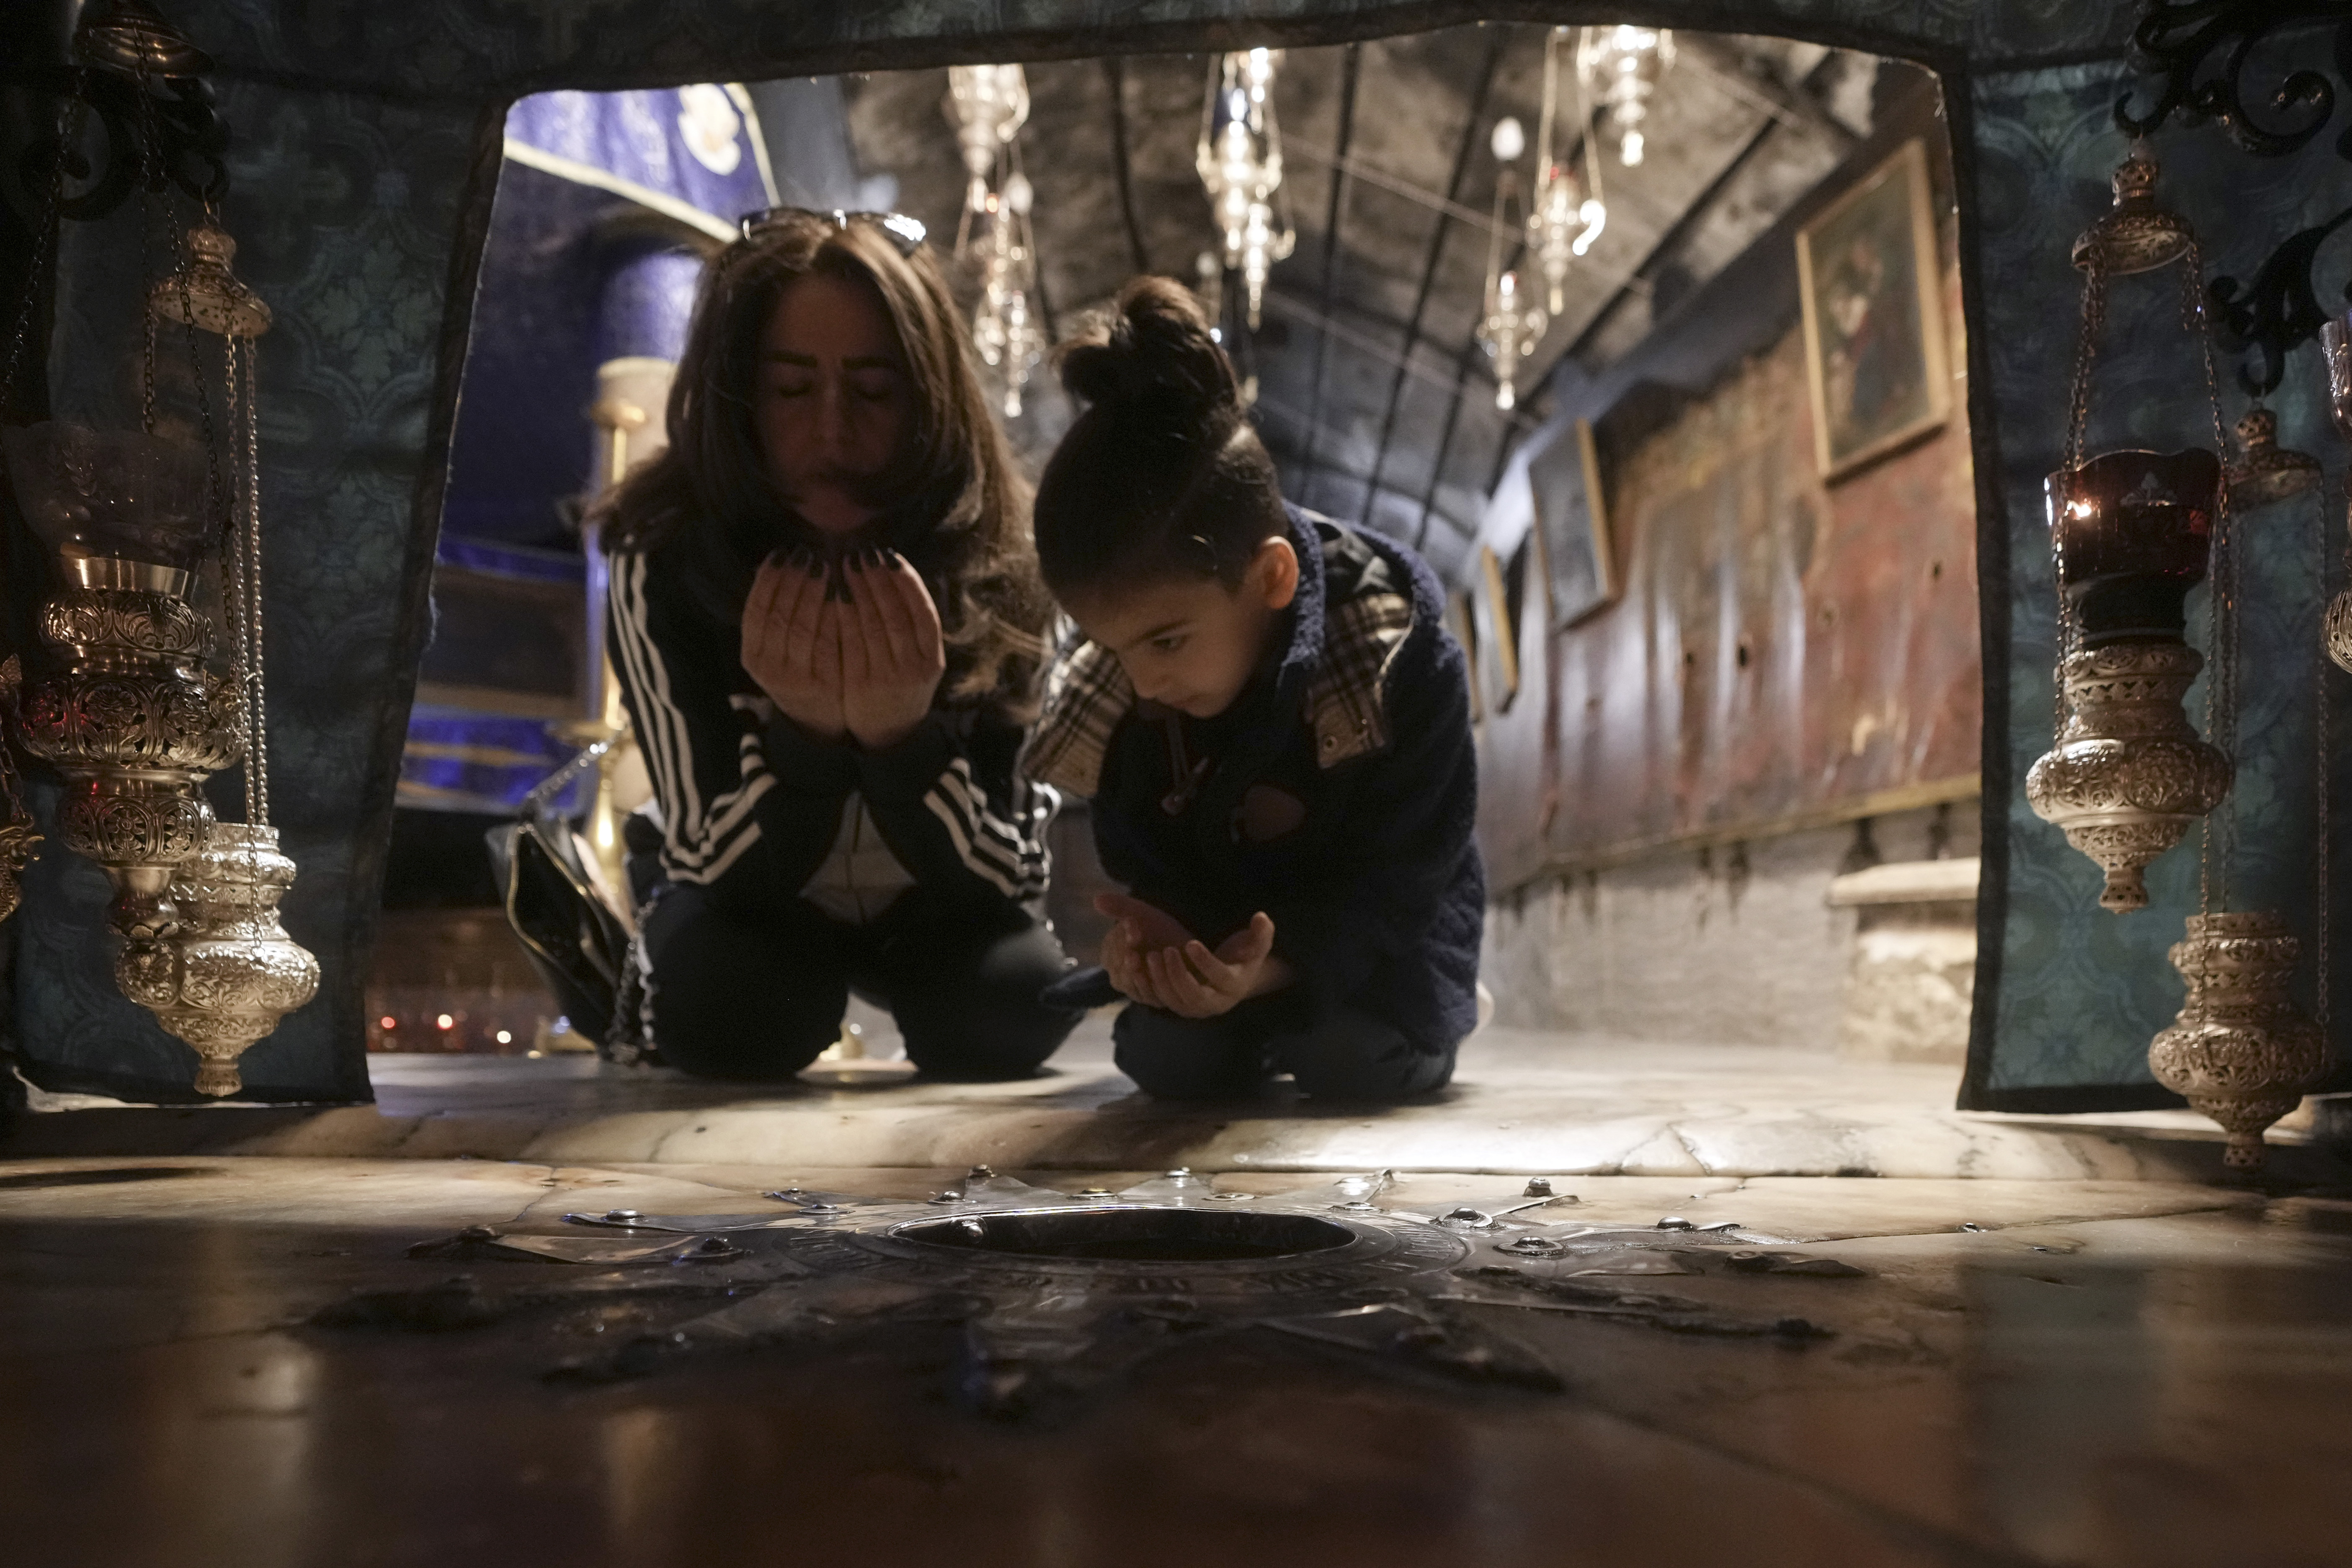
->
[2209,206,2352,394]
[2117,2,2352,396]
[0,0,228,223]
[2118,0,2349,156]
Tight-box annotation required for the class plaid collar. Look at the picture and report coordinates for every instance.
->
[1023,517,1415,798]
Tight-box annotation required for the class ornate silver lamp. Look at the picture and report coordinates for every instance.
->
[2,422,242,939]
[1576,25,1674,169]
[1477,119,1546,413]
[110,218,319,1096]
[1527,26,1606,318]
[1197,48,1296,331]
[2027,150,2236,913]
[2149,913,2329,1171]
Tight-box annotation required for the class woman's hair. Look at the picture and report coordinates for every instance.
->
[597,211,1049,719]
[1033,277,1288,600]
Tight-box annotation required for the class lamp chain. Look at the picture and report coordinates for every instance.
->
[2184,234,2235,916]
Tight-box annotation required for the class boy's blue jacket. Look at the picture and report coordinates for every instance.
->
[1025,505,1485,1047]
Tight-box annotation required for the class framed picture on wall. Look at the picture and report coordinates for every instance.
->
[1795,137,1949,480]
[1529,417,1617,629]
[1471,545,1520,715]
[1447,590,1483,725]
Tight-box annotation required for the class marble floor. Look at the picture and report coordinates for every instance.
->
[8,1016,2346,1184]
[2,1153,2348,1567]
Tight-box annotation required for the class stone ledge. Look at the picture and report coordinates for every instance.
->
[1826,856,1981,906]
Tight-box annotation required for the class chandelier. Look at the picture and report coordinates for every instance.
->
[1478,118,1547,412]
[1528,25,1607,316]
[946,64,1028,252]
[1197,47,1297,330]
[1577,24,1676,168]
[946,64,1042,417]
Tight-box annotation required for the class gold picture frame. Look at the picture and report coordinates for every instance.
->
[1529,416,1617,629]
[1796,137,1950,481]
[1447,589,1483,726]
[1472,544,1520,715]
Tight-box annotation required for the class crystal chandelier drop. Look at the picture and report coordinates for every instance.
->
[1197,47,1297,330]
[1528,26,1607,317]
[946,64,1029,253]
[946,65,1042,417]
[1478,119,1547,412]
[1577,24,1676,168]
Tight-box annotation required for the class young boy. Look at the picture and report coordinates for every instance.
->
[1024,277,1483,1101]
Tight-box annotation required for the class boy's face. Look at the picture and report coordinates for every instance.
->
[1065,539,1300,720]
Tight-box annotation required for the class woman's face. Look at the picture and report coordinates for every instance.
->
[754,271,913,535]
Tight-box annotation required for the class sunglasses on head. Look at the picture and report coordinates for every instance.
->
[737,206,928,253]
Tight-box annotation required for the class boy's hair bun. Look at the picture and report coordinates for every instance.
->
[1056,276,1238,426]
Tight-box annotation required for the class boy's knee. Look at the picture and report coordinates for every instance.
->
[1276,1009,1457,1101]
[900,1001,1074,1081]
[1113,1008,1261,1100]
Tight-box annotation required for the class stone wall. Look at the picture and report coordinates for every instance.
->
[1480,800,1977,1054]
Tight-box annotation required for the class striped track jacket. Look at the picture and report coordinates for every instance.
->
[605,545,1055,918]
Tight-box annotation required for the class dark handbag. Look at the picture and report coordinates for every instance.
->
[485,735,633,1047]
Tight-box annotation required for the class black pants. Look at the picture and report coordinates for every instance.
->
[641,883,1081,1083]
[1112,995,1457,1102]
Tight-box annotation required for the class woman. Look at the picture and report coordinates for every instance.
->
[597,209,1079,1081]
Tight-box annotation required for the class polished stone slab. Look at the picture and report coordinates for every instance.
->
[1,1157,2346,1568]
[6,1026,2344,1182]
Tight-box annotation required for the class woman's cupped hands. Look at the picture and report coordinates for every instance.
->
[741,546,946,751]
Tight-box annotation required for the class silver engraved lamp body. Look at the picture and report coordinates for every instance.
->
[2028,449,2231,912]
[116,823,318,1097]
[10,555,242,939]
[2226,406,2320,510]
[2149,911,2329,1171]
[2070,150,2192,276]
[2027,642,2232,912]
[2,425,244,937]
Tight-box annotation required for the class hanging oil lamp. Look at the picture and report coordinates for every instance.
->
[1478,118,1547,413]
[1197,48,1296,330]
[2027,146,2236,913]
[1527,26,1606,317]
[946,64,1028,257]
[2,421,243,939]
[1576,25,1674,168]
[2148,913,2329,1171]
[2026,450,2233,911]
[111,215,320,1096]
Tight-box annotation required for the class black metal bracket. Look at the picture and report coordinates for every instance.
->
[2117,1,2352,396]
[3,64,229,223]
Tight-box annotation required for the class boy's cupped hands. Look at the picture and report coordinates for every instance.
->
[742,546,946,751]
[1095,892,1286,1019]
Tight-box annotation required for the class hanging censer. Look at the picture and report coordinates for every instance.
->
[1,9,245,940]
[111,220,320,1097]
[2025,145,2233,913]
[0,2,315,1095]
[2137,171,2329,1175]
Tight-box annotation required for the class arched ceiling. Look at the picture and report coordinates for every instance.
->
[837,23,1919,578]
